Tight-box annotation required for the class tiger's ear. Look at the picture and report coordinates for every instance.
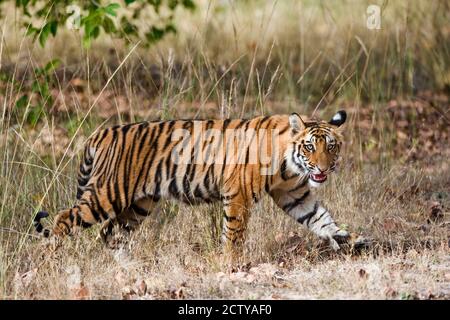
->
[329,110,346,127]
[289,113,306,134]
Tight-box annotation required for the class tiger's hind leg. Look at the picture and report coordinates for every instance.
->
[118,198,159,231]
[100,198,159,247]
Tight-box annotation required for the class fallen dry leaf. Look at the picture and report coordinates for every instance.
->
[385,287,398,298]
[74,283,90,300]
[121,286,136,300]
[358,268,368,279]
[428,201,444,223]
[13,268,37,291]
[249,263,278,279]
[274,233,285,243]
[136,279,147,296]
[114,271,127,286]
[229,271,254,283]
[383,217,401,232]
[169,285,185,299]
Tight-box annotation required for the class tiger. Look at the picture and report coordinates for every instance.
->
[34,110,350,256]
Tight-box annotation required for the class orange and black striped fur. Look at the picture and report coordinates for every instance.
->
[34,111,349,254]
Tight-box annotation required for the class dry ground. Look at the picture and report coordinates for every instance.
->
[1,0,449,299]
[4,117,450,299]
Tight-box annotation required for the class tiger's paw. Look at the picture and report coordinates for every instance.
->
[332,229,350,244]
[328,229,350,251]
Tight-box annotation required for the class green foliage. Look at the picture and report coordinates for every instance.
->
[12,0,196,48]
[66,117,82,137]
[15,59,60,126]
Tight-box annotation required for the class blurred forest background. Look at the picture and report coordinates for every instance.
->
[0,0,449,299]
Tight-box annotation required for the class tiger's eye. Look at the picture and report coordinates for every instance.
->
[305,144,314,152]
[328,144,335,151]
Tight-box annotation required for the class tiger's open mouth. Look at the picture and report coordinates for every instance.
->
[310,173,327,183]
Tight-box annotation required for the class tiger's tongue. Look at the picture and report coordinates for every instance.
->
[311,173,327,181]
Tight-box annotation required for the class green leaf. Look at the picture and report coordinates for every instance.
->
[103,16,116,33]
[145,26,165,43]
[18,0,31,17]
[168,0,178,10]
[27,105,44,127]
[165,23,177,34]
[91,25,101,39]
[25,24,38,36]
[31,80,40,93]
[149,0,162,13]
[121,18,138,36]
[41,83,50,98]
[49,21,58,37]
[44,59,61,72]
[15,95,29,109]
[84,20,95,36]
[182,0,196,10]
[125,0,136,4]
[39,23,51,47]
[82,10,102,26]
[82,34,92,48]
[105,3,120,17]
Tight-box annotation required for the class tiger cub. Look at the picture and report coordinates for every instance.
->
[34,111,349,254]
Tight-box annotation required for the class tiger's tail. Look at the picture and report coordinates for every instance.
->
[33,210,51,237]
[34,138,97,238]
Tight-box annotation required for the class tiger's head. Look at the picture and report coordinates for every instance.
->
[285,110,346,187]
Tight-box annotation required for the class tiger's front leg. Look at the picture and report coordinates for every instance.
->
[272,189,349,250]
[221,193,251,262]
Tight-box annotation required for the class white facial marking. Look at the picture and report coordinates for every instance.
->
[325,136,335,144]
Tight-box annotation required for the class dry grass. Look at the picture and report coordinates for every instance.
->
[4,162,449,299]
[0,0,449,299]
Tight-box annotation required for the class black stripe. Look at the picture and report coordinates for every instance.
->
[129,127,150,201]
[90,192,108,221]
[194,185,209,202]
[222,119,231,132]
[282,190,311,212]
[203,165,211,192]
[131,204,151,216]
[74,214,93,228]
[95,129,117,178]
[79,164,89,175]
[234,119,247,130]
[280,159,290,180]
[169,178,180,198]
[140,122,165,196]
[252,192,259,203]
[298,202,319,224]
[123,128,138,207]
[264,176,271,193]
[310,209,327,226]
[162,120,176,149]
[278,124,290,135]
[289,176,309,192]
[136,125,158,195]
[206,120,214,130]
[182,173,191,200]
[223,214,238,222]
[112,129,126,211]
[93,127,110,146]
[153,160,163,201]
[320,221,336,229]
[165,153,172,180]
